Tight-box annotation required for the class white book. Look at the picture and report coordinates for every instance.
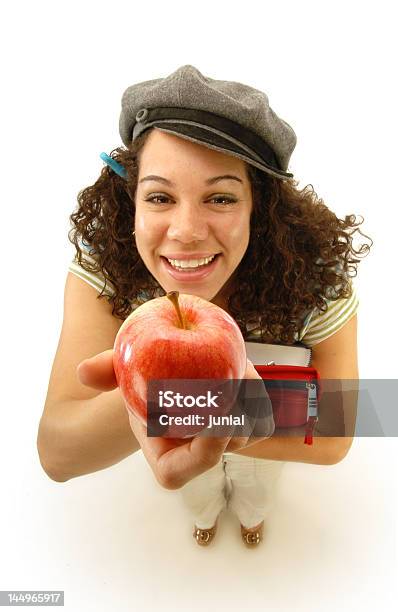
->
[244,342,312,367]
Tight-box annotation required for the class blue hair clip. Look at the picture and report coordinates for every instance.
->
[100,152,127,179]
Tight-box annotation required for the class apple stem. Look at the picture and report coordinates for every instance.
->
[167,291,187,329]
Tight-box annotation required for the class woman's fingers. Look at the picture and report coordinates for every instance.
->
[156,434,232,490]
[224,435,251,451]
[127,410,232,490]
[77,349,118,391]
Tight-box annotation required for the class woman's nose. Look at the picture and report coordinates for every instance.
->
[167,203,208,242]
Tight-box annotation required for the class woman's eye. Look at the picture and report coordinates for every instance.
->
[211,196,237,205]
[145,195,171,204]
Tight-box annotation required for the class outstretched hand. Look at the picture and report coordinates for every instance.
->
[77,350,272,489]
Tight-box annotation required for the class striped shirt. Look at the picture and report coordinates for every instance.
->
[68,244,359,347]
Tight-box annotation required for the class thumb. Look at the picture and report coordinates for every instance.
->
[77,349,118,391]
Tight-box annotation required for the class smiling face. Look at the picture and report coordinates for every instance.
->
[134,129,254,310]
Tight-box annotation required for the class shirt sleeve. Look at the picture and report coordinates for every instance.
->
[68,239,116,297]
[298,281,359,347]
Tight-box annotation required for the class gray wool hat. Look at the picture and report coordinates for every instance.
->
[119,65,297,180]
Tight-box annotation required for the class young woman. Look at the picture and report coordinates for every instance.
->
[37,65,371,548]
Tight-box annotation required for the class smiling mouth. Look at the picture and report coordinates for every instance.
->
[161,253,220,271]
[160,253,222,280]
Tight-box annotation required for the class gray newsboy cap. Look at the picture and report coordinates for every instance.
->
[119,65,297,180]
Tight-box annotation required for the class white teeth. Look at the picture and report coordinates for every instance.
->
[167,255,216,269]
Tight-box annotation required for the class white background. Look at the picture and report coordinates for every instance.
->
[0,1,397,611]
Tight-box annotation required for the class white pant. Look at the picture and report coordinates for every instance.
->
[179,453,285,529]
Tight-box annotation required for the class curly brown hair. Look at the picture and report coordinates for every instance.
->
[68,128,372,344]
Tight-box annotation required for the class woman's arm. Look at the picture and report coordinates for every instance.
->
[37,387,140,482]
[37,273,142,481]
[233,314,359,464]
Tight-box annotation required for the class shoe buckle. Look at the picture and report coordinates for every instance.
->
[245,531,260,545]
[195,529,211,543]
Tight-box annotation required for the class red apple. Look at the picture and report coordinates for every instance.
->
[113,291,247,438]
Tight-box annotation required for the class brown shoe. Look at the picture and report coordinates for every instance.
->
[240,521,264,548]
[193,517,219,546]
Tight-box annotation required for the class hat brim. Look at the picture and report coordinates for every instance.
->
[146,123,293,180]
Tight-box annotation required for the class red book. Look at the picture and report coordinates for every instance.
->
[245,342,322,445]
